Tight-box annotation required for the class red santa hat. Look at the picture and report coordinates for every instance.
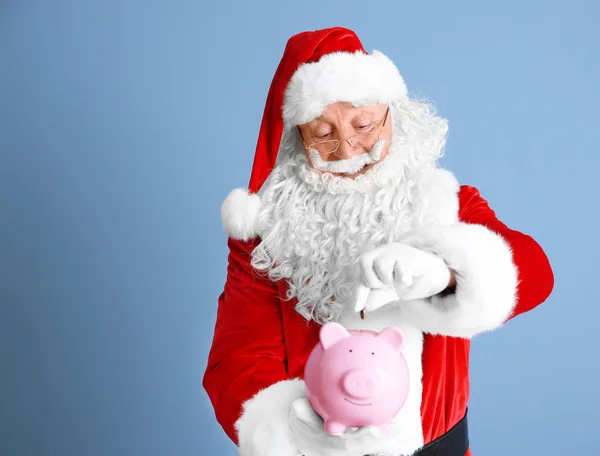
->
[221,27,408,241]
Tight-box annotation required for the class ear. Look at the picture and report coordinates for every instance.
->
[377,327,404,352]
[320,322,350,350]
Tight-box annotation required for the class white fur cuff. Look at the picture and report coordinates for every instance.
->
[235,379,306,456]
[400,223,518,339]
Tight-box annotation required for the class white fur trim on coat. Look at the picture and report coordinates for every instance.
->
[399,223,518,339]
[235,378,305,456]
[283,50,408,126]
[221,188,261,241]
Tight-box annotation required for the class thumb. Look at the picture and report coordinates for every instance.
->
[354,284,371,312]
[291,398,322,427]
[363,287,400,312]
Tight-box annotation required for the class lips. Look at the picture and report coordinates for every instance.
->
[344,398,372,406]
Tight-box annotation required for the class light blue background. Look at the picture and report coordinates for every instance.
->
[1,1,598,455]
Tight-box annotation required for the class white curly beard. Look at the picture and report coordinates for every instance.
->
[250,100,449,323]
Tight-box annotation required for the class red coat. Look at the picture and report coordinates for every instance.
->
[203,185,554,456]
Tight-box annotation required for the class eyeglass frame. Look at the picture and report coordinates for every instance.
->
[297,107,390,155]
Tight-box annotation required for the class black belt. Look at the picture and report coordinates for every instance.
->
[366,409,469,456]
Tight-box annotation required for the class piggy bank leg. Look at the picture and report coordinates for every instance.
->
[324,421,347,436]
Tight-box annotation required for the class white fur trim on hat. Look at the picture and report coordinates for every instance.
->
[283,50,408,126]
[221,188,261,241]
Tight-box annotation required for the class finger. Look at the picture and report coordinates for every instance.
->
[354,284,371,312]
[394,263,414,287]
[364,287,400,312]
[291,399,322,427]
[358,254,385,289]
[394,282,410,298]
[405,275,438,300]
[401,274,436,300]
[373,257,395,285]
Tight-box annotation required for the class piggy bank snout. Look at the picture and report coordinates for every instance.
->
[342,370,379,400]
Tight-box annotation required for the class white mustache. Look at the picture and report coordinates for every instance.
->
[309,140,386,174]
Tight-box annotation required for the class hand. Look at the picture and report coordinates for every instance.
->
[289,398,381,456]
[354,243,451,313]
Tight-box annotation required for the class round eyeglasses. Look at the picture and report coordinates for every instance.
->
[300,108,389,155]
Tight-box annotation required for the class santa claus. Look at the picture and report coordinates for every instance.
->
[203,27,554,456]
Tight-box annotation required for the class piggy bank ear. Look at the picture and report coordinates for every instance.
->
[320,322,351,350]
[377,327,404,352]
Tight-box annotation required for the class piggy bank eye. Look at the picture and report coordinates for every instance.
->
[349,349,353,353]
[371,352,375,355]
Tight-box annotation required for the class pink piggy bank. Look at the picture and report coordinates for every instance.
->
[304,322,409,436]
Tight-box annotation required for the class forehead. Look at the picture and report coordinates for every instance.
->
[312,102,384,124]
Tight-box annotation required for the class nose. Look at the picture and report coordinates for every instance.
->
[334,138,362,160]
[342,370,378,400]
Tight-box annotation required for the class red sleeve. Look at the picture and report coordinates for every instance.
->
[458,185,554,319]
[202,238,289,444]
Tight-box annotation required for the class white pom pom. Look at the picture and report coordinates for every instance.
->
[221,188,262,241]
